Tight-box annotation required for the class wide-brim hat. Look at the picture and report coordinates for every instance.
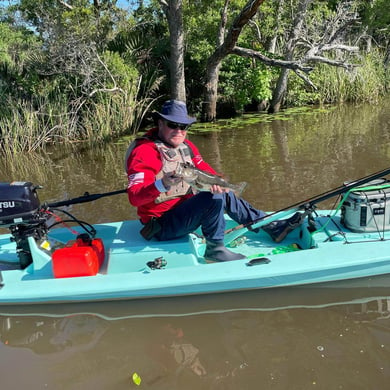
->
[155,99,196,125]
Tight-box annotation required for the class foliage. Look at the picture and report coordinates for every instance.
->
[284,72,321,107]
[359,0,390,38]
[108,3,169,100]
[0,21,41,99]
[219,55,274,110]
[0,0,161,154]
[15,0,126,46]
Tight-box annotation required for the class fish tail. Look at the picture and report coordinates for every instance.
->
[234,182,247,196]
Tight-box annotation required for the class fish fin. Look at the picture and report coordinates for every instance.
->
[234,182,247,196]
[193,180,206,191]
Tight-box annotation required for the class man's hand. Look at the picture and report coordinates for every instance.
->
[210,184,229,194]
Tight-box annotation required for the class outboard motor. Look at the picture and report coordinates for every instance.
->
[0,182,47,268]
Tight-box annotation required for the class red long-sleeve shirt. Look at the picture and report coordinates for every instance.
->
[126,129,217,223]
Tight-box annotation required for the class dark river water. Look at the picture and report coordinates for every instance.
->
[0,99,390,389]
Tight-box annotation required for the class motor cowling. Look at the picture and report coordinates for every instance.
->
[0,182,47,269]
[0,182,41,227]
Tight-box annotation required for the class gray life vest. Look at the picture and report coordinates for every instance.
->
[125,137,194,204]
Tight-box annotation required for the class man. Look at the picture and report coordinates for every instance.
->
[125,100,303,262]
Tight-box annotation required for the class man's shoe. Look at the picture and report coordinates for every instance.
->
[204,240,246,262]
[262,212,305,243]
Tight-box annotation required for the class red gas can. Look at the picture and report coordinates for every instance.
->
[52,235,105,278]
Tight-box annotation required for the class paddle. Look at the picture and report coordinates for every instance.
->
[45,188,127,208]
[224,166,390,245]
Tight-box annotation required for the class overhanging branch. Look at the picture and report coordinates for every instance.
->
[59,1,73,10]
[305,55,357,69]
[231,46,313,73]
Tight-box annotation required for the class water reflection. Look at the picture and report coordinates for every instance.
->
[1,291,390,389]
[1,314,107,355]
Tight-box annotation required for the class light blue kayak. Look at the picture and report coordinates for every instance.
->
[1,167,390,305]
[1,209,390,305]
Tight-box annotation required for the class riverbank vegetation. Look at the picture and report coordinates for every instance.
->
[0,0,389,154]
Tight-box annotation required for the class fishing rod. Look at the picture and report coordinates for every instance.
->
[225,166,390,237]
[45,188,127,209]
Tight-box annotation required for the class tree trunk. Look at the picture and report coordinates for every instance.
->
[268,0,312,113]
[268,68,290,113]
[201,0,230,122]
[160,0,186,102]
[202,0,265,122]
[203,59,223,122]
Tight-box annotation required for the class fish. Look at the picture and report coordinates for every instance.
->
[175,162,247,195]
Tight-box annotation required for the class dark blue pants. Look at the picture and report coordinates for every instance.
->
[155,192,266,241]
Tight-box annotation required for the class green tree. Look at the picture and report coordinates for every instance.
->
[0,13,41,101]
[0,0,160,153]
[359,0,390,66]
[219,56,274,111]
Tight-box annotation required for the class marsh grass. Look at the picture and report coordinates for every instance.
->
[0,76,161,156]
[0,96,79,157]
[284,50,389,107]
[82,88,159,143]
[313,50,389,104]
[0,100,63,154]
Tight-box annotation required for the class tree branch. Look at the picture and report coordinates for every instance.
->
[231,46,313,73]
[316,44,359,53]
[158,0,169,10]
[217,0,230,46]
[248,19,262,42]
[294,69,317,89]
[304,55,357,69]
[209,0,265,65]
[88,87,124,97]
[58,0,73,10]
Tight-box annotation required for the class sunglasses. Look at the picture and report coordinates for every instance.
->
[165,121,189,131]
